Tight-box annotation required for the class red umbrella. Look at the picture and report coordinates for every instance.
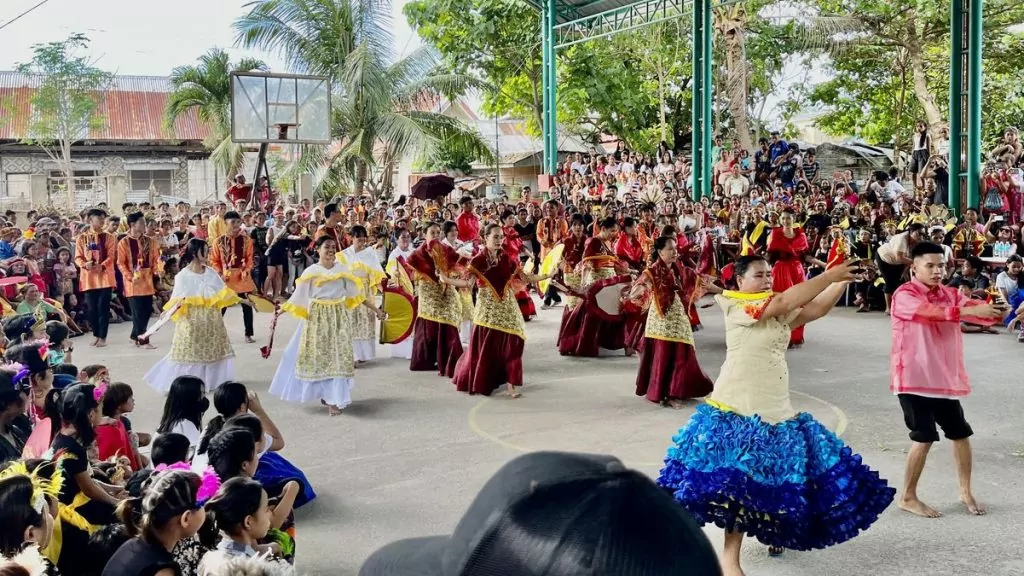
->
[411,174,456,200]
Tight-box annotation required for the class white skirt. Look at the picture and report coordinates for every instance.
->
[459,321,472,347]
[145,355,234,394]
[269,324,354,408]
[353,339,376,362]
[388,336,414,360]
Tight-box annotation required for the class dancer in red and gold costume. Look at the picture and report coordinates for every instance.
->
[210,210,257,343]
[449,224,550,397]
[558,217,632,357]
[406,223,466,377]
[766,208,811,348]
[501,211,537,320]
[555,214,587,347]
[631,236,715,407]
[116,211,162,348]
[615,217,646,273]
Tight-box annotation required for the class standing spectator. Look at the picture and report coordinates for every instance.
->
[74,208,117,348]
[803,149,820,183]
[876,223,926,314]
[910,121,931,190]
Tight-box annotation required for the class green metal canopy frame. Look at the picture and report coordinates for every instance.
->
[534,0,983,211]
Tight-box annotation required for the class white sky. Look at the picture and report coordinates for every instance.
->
[0,0,421,75]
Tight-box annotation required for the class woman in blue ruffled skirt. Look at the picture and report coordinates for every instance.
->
[657,255,895,576]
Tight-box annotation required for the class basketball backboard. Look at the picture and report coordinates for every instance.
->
[230,72,331,144]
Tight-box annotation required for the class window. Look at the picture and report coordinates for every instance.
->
[48,170,106,210]
[2,174,30,199]
[129,169,173,198]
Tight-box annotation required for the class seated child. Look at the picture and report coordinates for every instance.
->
[958,281,999,334]
[151,432,190,468]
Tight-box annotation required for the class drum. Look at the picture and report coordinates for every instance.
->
[379,283,416,345]
[584,274,632,322]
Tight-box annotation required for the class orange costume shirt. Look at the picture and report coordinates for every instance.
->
[314,224,349,250]
[536,217,568,259]
[74,230,117,291]
[211,233,257,294]
[116,235,161,297]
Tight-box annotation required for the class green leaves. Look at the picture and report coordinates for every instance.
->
[165,48,266,179]
[234,0,491,197]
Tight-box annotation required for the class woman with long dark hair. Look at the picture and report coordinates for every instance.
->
[270,236,380,416]
[46,383,122,572]
[631,237,715,407]
[156,375,209,454]
[448,224,551,398]
[406,223,467,377]
[657,256,894,573]
[145,239,240,394]
[766,208,814,348]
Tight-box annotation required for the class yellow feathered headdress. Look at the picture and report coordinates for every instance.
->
[0,460,63,516]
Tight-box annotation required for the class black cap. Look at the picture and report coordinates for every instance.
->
[359,452,721,576]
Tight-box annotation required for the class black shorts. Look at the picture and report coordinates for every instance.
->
[875,255,906,295]
[898,394,973,443]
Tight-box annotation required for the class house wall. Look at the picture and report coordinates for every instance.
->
[0,152,223,210]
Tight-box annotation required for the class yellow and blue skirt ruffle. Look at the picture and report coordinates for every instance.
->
[657,402,895,550]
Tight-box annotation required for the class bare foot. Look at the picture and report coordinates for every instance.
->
[506,385,521,398]
[328,404,343,416]
[668,399,686,409]
[960,494,986,515]
[245,336,256,343]
[95,339,107,348]
[138,342,156,350]
[899,497,942,518]
[90,338,98,347]
[721,564,746,576]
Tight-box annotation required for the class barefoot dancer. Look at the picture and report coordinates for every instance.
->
[145,239,238,394]
[269,236,382,416]
[116,211,162,349]
[343,225,386,364]
[891,242,1004,518]
[407,223,466,377]
[658,256,894,576]
[631,236,715,408]
[449,224,551,398]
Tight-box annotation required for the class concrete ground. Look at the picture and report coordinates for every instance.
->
[75,300,1024,576]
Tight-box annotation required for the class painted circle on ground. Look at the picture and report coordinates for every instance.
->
[467,374,848,469]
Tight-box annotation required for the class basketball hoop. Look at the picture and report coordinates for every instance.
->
[275,122,299,141]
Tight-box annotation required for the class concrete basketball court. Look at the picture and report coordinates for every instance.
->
[76,300,1024,575]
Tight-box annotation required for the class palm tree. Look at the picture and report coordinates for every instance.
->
[233,0,491,197]
[165,49,266,184]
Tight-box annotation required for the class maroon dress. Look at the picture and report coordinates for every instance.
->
[556,232,587,347]
[557,237,629,357]
[407,240,466,377]
[634,259,713,403]
[452,249,526,395]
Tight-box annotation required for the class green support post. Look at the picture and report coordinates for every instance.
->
[546,0,559,175]
[700,0,711,199]
[966,0,982,211]
[691,0,712,201]
[948,0,963,213]
[541,5,552,174]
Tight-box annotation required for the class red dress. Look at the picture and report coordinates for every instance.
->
[502,225,536,320]
[452,249,526,395]
[558,237,629,357]
[406,240,465,377]
[95,418,140,471]
[633,260,713,403]
[767,227,809,346]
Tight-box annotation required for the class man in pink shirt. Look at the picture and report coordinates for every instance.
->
[890,242,1003,519]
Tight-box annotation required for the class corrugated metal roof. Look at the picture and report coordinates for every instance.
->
[0,71,210,142]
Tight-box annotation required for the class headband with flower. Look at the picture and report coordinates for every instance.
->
[153,462,221,507]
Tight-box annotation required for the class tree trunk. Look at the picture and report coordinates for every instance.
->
[724,38,752,151]
[354,159,367,197]
[905,12,944,145]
